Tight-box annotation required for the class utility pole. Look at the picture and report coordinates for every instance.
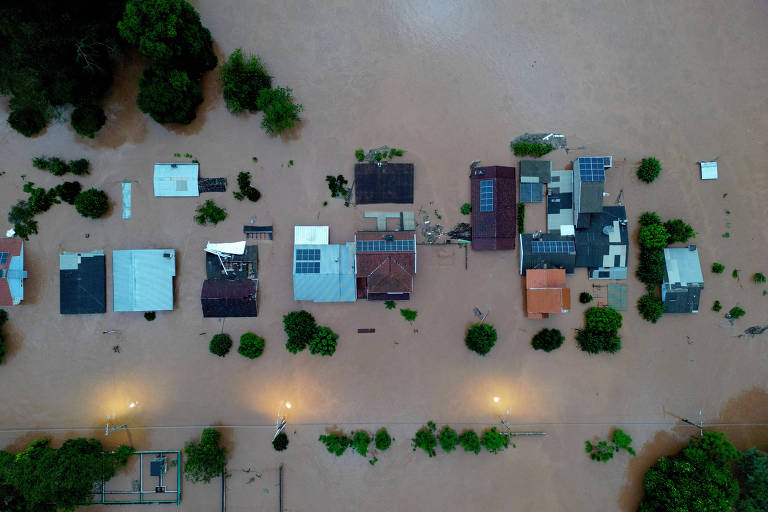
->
[681,410,704,436]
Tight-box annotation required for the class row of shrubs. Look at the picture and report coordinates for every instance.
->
[412,421,511,457]
[529,307,624,355]
[319,428,392,465]
[209,332,265,358]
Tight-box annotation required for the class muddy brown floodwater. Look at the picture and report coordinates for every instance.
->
[1,1,767,511]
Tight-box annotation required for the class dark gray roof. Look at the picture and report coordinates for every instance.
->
[520,182,543,203]
[547,192,573,213]
[60,253,106,315]
[201,280,258,317]
[579,181,605,214]
[574,206,628,269]
[520,233,576,275]
[663,286,701,313]
[519,160,552,183]
[354,162,414,204]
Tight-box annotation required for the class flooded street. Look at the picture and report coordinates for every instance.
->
[1,1,767,510]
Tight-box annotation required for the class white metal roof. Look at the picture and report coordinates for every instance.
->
[205,241,246,255]
[153,163,199,197]
[664,247,704,286]
[700,161,718,180]
[294,226,329,245]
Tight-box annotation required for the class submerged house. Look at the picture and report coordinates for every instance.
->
[355,231,417,300]
[201,241,258,317]
[525,268,571,318]
[470,166,516,250]
[662,246,703,313]
[59,251,106,314]
[0,238,26,306]
[519,234,576,275]
[113,249,176,312]
[573,156,611,228]
[574,206,629,280]
[519,160,551,203]
[153,163,199,197]
[293,226,356,303]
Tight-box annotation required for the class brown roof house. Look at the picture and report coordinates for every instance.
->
[355,231,416,301]
[525,268,571,319]
[470,166,516,250]
[0,238,26,306]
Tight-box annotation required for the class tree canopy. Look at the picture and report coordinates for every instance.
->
[220,49,272,113]
[184,428,228,483]
[137,67,202,125]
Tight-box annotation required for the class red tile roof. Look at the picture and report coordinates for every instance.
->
[470,166,516,250]
[525,269,571,318]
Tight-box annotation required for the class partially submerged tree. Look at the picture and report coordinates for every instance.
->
[137,67,203,125]
[74,188,109,218]
[194,200,227,226]
[465,323,498,356]
[283,310,318,354]
[255,87,303,135]
[220,49,271,113]
[576,306,623,354]
[637,157,662,183]
[184,428,228,483]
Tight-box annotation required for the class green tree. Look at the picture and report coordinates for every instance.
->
[638,432,739,512]
[511,141,554,157]
[400,309,418,323]
[638,211,662,226]
[576,307,623,354]
[255,87,303,135]
[531,328,564,352]
[384,300,396,310]
[23,182,59,214]
[638,294,664,323]
[53,181,83,205]
[711,263,725,274]
[355,149,365,161]
[74,188,109,218]
[459,430,482,455]
[481,427,509,454]
[585,439,615,462]
[728,306,746,320]
[194,200,227,225]
[460,203,471,215]
[438,426,459,453]
[753,273,766,284]
[579,292,593,304]
[7,201,38,241]
[318,433,349,456]
[118,0,217,76]
[71,105,106,138]
[637,157,662,183]
[735,447,768,512]
[283,310,318,354]
[234,172,261,202]
[412,422,437,457]
[638,224,669,249]
[664,219,695,244]
[351,431,371,457]
[465,322,498,356]
[637,247,666,289]
[7,109,48,137]
[220,49,271,113]
[237,333,264,359]
[137,67,203,125]
[374,429,392,451]
[611,429,636,456]
[209,333,232,357]
[184,429,228,483]
[272,432,289,452]
[308,326,339,356]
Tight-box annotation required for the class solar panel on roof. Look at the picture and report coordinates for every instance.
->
[520,183,543,203]
[295,249,320,261]
[0,252,7,265]
[531,240,575,254]
[480,180,494,212]
[578,157,607,182]
[295,262,320,273]
[356,240,415,252]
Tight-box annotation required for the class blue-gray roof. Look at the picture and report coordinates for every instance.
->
[293,243,356,302]
[113,250,176,311]
[153,163,199,197]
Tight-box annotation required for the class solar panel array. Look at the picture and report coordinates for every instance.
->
[519,182,543,203]
[295,249,320,261]
[0,252,7,265]
[356,240,415,252]
[480,180,494,212]
[578,157,606,182]
[295,248,321,273]
[531,240,575,254]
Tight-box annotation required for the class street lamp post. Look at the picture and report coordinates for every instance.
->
[681,410,704,437]
[274,401,291,440]
[105,402,136,436]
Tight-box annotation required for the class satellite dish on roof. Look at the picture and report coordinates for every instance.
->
[602,225,614,236]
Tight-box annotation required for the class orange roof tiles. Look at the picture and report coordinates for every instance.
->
[525,269,570,318]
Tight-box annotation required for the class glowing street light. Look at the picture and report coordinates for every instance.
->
[105,415,127,436]
[274,401,291,440]
[493,396,500,403]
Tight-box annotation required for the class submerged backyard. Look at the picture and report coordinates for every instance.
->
[0,1,767,511]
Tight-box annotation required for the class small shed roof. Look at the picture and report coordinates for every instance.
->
[519,160,552,184]
[113,249,176,311]
[153,163,199,197]
[59,251,106,314]
[700,161,718,180]
[294,226,329,245]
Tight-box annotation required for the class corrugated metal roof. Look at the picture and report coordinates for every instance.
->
[664,247,703,286]
[294,226,329,245]
[293,243,356,302]
[113,250,176,311]
[153,163,199,197]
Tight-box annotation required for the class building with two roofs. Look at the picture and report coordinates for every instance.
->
[201,241,259,317]
[355,231,416,300]
[662,246,704,313]
[469,166,517,250]
[525,268,571,319]
[113,249,176,312]
[293,226,357,303]
[0,238,26,306]
[59,251,106,314]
